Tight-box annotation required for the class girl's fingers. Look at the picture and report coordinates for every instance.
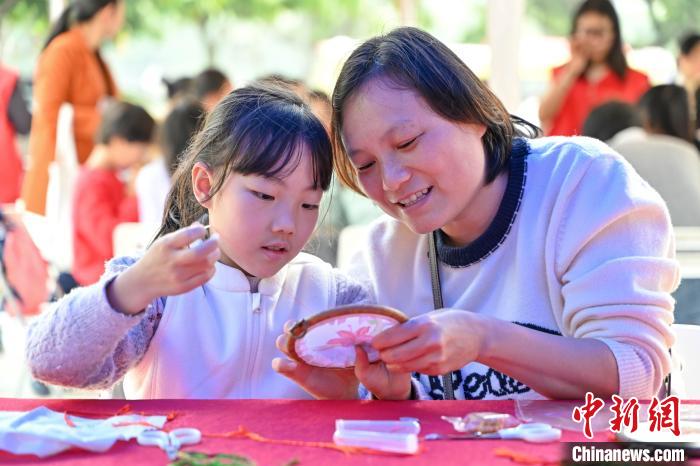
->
[353,346,372,378]
[178,268,216,291]
[276,333,292,355]
[178,235,220,263]
[164,223,209,249]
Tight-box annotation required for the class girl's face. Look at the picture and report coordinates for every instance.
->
[341,78,502,246]
[572,12,615,63]
[195,146,323,278]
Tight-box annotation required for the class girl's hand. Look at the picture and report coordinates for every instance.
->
[272,325,359,399]
[354,346,412,400]
[272,323,412,400]
[372,309,489,376]
[107,223,220,315]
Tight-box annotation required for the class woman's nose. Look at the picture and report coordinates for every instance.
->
[381,157,410,192]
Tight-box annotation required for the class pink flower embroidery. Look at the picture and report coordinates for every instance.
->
[326,326,372,347]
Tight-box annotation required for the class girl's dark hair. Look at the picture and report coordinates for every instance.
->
[96,101,155,145]
[193,68,229,100]
[161,99,205,176]
[571,0,627,79]
[331,26,538,195]
[44,0,119,50]
[155,82,333,239]
[638,85,694,142]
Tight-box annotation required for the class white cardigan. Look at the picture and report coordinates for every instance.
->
[345,137,679,400]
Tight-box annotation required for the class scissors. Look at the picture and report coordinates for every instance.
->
[425,423,562,443]
[136,428,202,460]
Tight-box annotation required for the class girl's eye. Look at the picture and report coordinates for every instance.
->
[397,136,418,150]
[302,203,319,210]
[356,161,375,172]
[252,191,274,201]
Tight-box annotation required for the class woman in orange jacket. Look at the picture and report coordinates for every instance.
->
[22,0,125,214]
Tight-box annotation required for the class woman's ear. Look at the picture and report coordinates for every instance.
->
[192,162,214,208]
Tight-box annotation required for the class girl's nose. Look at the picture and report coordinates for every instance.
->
[271,208,295,236]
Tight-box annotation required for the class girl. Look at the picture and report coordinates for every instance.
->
[25,83,372,399]
[23,0,124,215]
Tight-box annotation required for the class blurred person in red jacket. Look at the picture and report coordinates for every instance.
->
[72,101,154,286]
[0,66,31,204]
[539,0,649,136]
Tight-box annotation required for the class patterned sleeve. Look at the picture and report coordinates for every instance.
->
[333,268,374,306]
[25,255,166,390]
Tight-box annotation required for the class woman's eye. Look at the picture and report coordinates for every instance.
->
[397,136,418,150]
[302,203,319,210]
[252,191,274,201]
[356,161,375,172]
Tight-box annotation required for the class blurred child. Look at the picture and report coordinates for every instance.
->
[71,101,155,286]
[193,68,232,112]
[136,99,204,226]
[26,83,371,399]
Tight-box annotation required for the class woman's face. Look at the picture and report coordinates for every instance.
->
[103,1,126,40]
[341,78,500,244]
[572,12,616,63]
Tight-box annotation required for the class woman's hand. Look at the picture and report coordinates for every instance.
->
[372,309,488,375]
[567,37,591,78]
[107,223,220,315]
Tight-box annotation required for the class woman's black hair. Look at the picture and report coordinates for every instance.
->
[638,85,694,142]
[160,99,205,176]
[571,0,627,79]
[155,82,333,239]
[44,0,119,50]
[331,26,539,195]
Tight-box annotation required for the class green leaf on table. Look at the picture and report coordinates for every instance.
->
[169,450,257,466]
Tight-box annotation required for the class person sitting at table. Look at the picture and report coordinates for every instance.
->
[273,27,679,401]
[25,82,371,399]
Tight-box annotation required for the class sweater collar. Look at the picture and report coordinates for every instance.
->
[207,260,287,296]
[435,138,529,267]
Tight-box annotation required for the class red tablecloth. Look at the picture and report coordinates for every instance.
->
[0,398,693,465]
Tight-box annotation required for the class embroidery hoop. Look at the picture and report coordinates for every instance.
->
[287,305,408,368]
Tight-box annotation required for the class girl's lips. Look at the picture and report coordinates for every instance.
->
[261,246,288,260]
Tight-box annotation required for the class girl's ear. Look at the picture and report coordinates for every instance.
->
[192,162,214,208]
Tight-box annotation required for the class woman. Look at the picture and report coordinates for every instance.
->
[274,27,678,401]
[539,0,649,136]
[22,0,124,215]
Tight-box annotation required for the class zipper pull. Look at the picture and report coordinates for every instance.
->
[251,293,262,313]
